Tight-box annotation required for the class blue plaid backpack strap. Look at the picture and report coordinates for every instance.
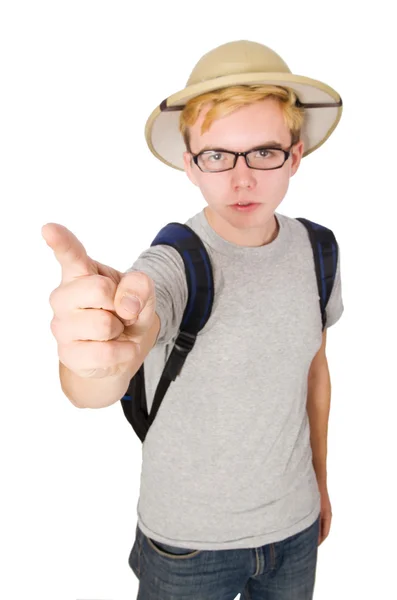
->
[120,222,214,442]
[296,217,338,330]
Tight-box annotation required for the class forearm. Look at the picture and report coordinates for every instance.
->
[306,362,331,488]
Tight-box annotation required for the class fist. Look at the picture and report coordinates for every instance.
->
[42,223,156,379]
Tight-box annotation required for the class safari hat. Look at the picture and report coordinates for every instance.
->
[144,40,343,171]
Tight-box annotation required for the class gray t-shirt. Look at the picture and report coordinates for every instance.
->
[127,209,344,550]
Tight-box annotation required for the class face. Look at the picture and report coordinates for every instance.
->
[183,98,304,246]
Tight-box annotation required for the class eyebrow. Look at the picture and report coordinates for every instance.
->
[195,141,285,154]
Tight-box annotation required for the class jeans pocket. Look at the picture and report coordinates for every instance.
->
[145,535,202,559]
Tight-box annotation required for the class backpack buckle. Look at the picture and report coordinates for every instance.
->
[163,330,197,381]
[174,330,196,353]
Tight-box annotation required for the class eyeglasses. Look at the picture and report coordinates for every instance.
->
[191,144,294,173]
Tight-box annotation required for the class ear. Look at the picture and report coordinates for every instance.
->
[290,140,304,177]
[183,151,199,187]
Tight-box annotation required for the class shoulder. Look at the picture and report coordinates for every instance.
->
[279,213,339,247]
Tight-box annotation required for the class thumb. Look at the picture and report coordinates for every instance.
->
[114,271,156,335]
[42,222,97,283]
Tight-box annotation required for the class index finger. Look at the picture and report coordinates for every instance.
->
[41,222,97,283]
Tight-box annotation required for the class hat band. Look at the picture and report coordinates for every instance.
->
[160,98,343,112]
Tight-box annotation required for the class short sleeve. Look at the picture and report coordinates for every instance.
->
[325,242,344,328]
[126,245,188,345]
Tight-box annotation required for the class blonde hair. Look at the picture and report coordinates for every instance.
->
[179,85,305,152]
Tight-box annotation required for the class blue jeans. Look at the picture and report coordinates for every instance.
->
[129,514,320,599]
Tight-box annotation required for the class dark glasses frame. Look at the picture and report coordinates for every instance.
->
[190,144,295,172]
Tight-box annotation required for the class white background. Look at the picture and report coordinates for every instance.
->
[1,1,396,599]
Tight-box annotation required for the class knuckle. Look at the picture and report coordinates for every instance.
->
[51,317,70,344]
[94,275,116,300]
[97,309,116,339]
[50,315,58,335]
[49,287,61,312]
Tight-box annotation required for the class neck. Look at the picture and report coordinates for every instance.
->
[204,206,279,247]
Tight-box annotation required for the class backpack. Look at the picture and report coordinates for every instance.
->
[120,217,339,443]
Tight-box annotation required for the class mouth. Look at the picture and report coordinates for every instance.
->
[230,202,259,206]
[229,202,261,212]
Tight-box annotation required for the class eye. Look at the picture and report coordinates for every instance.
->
[256,149,271,157]
[207,152,224,161]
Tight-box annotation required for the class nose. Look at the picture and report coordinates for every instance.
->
[231,155,257,190]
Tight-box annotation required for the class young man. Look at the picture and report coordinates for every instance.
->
[43,40,343,599]
[127,40,343,599]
